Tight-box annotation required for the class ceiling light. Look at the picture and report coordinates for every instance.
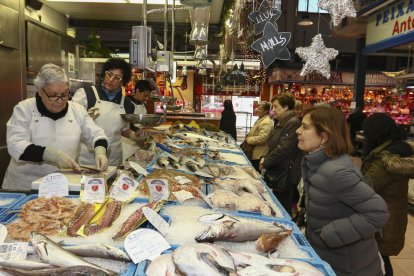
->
[45,0,182,4]
[297,14,313,26]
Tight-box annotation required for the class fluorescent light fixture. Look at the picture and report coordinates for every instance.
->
[46,0,182,4]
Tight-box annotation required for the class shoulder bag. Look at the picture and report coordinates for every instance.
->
[240,140,255,160]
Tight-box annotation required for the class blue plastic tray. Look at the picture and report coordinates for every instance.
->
[0,192,26,220]
[136,244,333,276]
[0,194,78,224]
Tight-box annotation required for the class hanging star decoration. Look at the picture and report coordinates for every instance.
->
[251,21,291,68]
[248,0,282,34]
[295,34,338,79]
[318,0,357,26]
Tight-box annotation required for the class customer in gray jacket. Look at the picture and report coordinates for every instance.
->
[296,106,389,276]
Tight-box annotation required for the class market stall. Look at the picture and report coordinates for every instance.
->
[0,122,334,275]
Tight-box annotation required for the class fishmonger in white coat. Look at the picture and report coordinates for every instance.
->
[2,64,109,191]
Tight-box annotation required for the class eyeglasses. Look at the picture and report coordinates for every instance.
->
[42,88,69,102]
[105,70,123,82]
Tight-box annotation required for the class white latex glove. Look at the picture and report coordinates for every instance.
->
[87,107,100,120]
[44,147,81,171]
[94,146,108,171]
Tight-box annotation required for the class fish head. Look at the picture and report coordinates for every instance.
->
[30,232,51,261]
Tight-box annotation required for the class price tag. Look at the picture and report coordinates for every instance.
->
[142,207,169,236]
[147,179,169,201]
[0,242,29,261]
[172,190,195,203]
[174,176,192,185]
[194,187,214,208]
[38,173,69,198]
[82,176,106,203]
[0,225,7,243]
[110,173,139,202]
[124,229,170,264]
[129,161,149,176]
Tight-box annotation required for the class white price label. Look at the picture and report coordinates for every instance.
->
[82,176,106,203]
[0,242,29,261]
[142,207,169,236]
[38,173,69,198]
[110,173,139,202]
[172,190,195,203]
[129,161,149,176]
[147,179,169,202]
[124,229,170,264]
[174,176,192,185]
[0,225,7,243]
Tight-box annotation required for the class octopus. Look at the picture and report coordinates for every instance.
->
[83,199,122,236]
[66,203,96,237]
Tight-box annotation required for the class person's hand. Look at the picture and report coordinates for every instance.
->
[43,147,81,171]
[87,107,100,120]
[259,157,265,170]
[94,146,108,171]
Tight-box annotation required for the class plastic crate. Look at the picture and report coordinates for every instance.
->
[0,192,26,220]
[0,194,78,224]
[205,181,291,220]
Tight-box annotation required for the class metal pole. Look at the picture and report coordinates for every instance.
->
[143,0,147,26]
[171,0,175,54]
[164,0,168,51]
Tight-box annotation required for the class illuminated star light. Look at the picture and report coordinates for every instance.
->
[295,34,338,79]
[318,0,357,26]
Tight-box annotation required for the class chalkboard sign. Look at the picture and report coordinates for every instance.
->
[248,0,281,35]
[251,21,291,68]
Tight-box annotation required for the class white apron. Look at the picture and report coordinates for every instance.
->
[78,87,126,166]
[2,101,81,190]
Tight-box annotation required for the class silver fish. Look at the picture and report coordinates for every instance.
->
[179,155,190,165]
[157,156,169,168]
[194,156,205,168]
[207,165,220,178]
[210,190,240,210]
[195,214,287,243]
[229,251,323,276]
[172,243,235,276]
[169,158,180,169]
[62,244,130,262]
[0,260,54,270]
[242,166,262,179]
[186,161,198,172]
[219,165,233,176]
[30,232,115,275]
[0,265,111,276]
[146,254,178,276]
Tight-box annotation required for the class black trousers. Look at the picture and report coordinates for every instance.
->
[251,159,260,173]
[273,188,292,216]
[382,255,393,276]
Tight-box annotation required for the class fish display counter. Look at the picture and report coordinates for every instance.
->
[0,123,335,275]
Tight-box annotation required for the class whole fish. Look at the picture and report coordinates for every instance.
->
[0,260,54,270]
[169,158,180,169]
[30,232,115,275]
[62,244,130,261]
[146,254,178,276]
[194,156,205,168]
[0,265,111,276]
[185,161,198,172]
[172,243,235,276]
[229,250,323,276]
[195,214,287,243]
[157,156,169,168]
[210,190,241,210]
[242,166,261,179]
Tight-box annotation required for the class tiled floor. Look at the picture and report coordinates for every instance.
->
[390,213,414,275]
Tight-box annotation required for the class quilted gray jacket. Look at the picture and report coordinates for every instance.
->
[302,149,389,276]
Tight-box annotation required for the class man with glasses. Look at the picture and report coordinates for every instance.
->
[2,63,109,190]
[72,57,139,166]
